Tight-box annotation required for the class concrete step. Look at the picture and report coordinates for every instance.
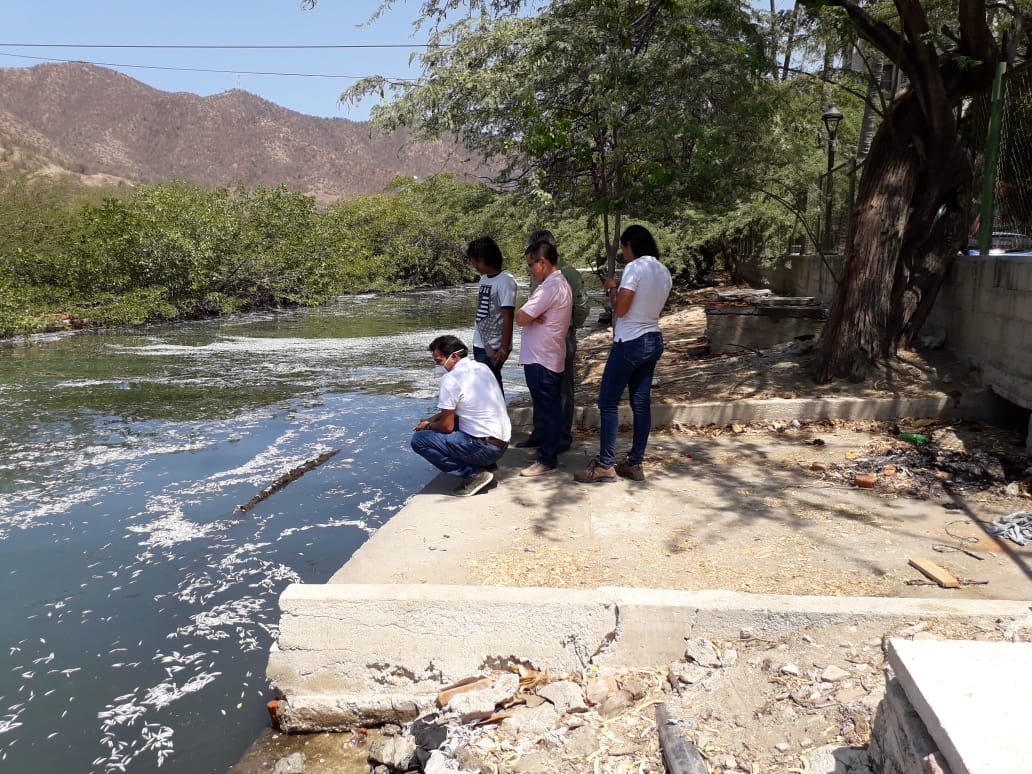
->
[871,638,1032,774]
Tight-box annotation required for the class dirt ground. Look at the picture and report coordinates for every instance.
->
[508,285,986,411]
[236,286,1032,774]
[461,420,1032,601]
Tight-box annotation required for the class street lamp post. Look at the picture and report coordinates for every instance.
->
[822,104,844,253]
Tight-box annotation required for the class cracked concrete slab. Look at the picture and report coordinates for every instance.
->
[268,417,1032,731]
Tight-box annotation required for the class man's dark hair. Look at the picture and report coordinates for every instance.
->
[526,240,559,266]
[525,229,556,252]
[466,236,504,271]
[428,335,467,358]
[619,224,660,259]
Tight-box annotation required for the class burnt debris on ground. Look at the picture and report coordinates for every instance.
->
[817,422,1031,501]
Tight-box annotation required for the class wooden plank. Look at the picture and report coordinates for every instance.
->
[908,558,961,589]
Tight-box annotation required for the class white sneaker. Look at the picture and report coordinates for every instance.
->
[520,461,557,477]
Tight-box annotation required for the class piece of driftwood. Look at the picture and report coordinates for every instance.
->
[235,449,340,513]
[656,702,709,774]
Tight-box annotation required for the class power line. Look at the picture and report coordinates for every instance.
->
[0,51,414,81]
[0,42,433,49]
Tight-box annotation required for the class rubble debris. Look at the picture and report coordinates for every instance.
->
[436,676,492,708]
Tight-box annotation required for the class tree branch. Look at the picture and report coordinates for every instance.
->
[802,0,912,72]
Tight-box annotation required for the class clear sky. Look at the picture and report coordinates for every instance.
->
[2,0,433,121]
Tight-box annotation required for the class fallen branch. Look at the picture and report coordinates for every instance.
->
[235,449,340,513]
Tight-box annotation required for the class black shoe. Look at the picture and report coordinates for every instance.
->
[485,462,499,472]
[453,471,494,497]
[513,438,540,448]
[557,444,571,454]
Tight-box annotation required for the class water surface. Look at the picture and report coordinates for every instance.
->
[0,288,523,772]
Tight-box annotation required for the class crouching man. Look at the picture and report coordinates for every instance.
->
[411,335,511,496]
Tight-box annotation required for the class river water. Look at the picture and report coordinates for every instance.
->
[0,288,527,773]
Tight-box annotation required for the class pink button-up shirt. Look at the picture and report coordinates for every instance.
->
[518,270,572,373]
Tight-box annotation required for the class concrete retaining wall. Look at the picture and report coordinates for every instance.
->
[926,255,1032,413]
[705,305,827,354]
[751,253,1032,419]
[509,394,997,430]
[267,583,1030,731]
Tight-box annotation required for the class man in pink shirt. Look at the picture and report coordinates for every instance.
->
[515,240,572,476]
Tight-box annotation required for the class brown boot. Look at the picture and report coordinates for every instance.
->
[615,459,645,481]
[573,457,617,484]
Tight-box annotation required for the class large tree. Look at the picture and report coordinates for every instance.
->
[800,0,1030,381]
[334,0,768,270]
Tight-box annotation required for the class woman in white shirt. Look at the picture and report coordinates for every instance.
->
[575,225,672,484]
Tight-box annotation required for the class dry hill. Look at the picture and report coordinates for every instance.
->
[0,62,485,204]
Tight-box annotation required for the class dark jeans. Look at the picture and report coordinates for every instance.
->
[526,329,576,449]
[411,429,506,480]
[597,331,664,468]
[523,362,563,468]
[473,346,504,393]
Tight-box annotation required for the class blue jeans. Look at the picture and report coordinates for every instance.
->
[473,346,504,393]
[525,329,576,449]
[524,363,563,468]
[597,331,664,468]
[411,429,506,480]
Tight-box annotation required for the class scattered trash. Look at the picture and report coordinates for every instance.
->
[854,472,878,489]
[266,699,281,728]
[905,578,989,587]
[984,511,1032,546]
[898,432,928,445]
[932,543,985,561]
[826,443,1017,500]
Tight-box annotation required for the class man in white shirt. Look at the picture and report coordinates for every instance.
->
[411,335,511,496]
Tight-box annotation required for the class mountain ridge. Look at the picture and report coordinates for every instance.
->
[0,62,483,204]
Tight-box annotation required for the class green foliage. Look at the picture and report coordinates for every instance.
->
[345,0,772,261]
[73,181,326,311]
[0,172,559,336]
[317,174,537,289]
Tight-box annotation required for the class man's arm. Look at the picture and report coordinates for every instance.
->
[493,307,515,365]
[413,408,457,433]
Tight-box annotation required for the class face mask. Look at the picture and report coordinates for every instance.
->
[434,365,447,377]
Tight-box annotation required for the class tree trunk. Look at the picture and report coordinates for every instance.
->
[815,90,971,382]
[780,1,800,82]
[856,54,887,160]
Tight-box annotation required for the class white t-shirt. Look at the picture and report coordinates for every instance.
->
[437,357,512,441]
[473,270,518,350]
[614,255,672,342]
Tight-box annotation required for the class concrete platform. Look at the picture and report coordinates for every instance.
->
[879,638,1032,774]
[266,398,1032,732]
